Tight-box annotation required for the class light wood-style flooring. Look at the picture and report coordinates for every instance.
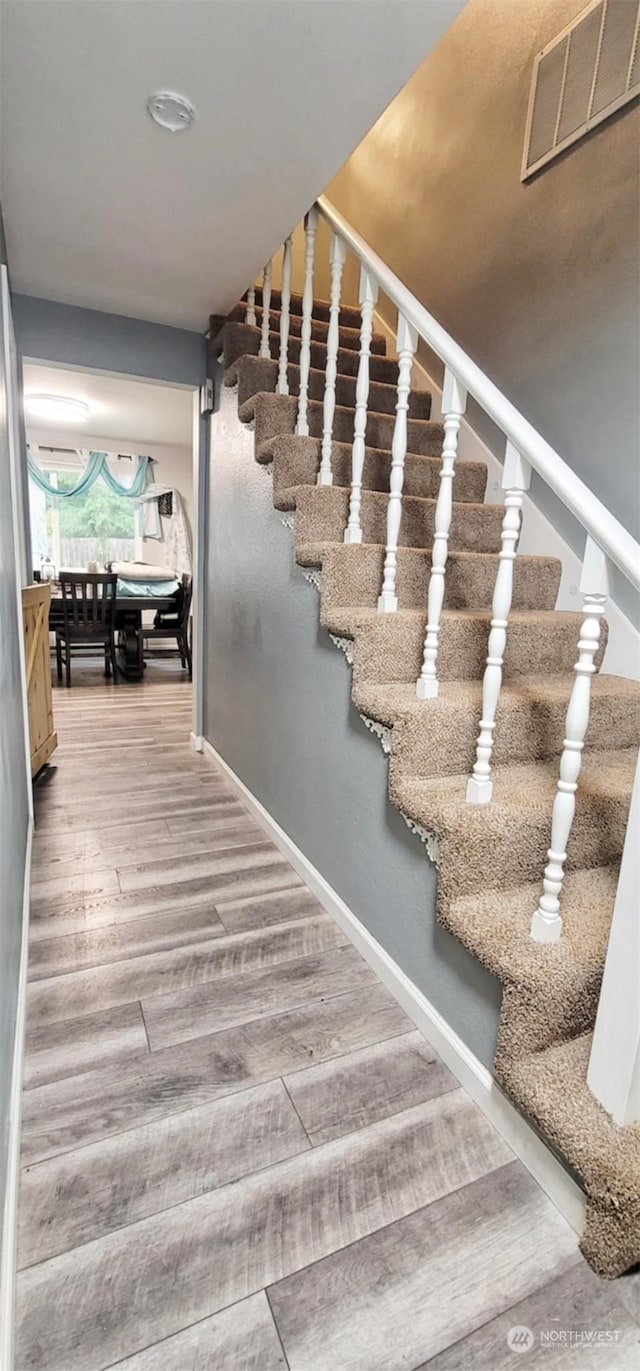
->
[16,664,640,1369]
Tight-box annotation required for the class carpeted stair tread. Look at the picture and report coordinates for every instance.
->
[226,355,433,419]
[246,286,363,329]
[355,673,640,774]
[349,608,607,684]
[270,436,488,510]
[441,865,619,1065]
[318,544,562,621]
[320,605,381,638]
[242,392,444,462]
[446,863,618,989]
[294,486,506,561]
[220,323,401,383]
[228,302,386,353]
[389,746,636,899]
[503,1033,640,1279]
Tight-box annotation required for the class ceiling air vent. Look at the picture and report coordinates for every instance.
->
[522,0,640,180]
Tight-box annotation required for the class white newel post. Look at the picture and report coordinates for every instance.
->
[296,207,318,437]
[317,232,346,486]
[531,537,611,942]
[245,286,257,326]
[467,443,531,803]
[377,314,418,612]
[259,261,272,359]
[587,751,640,1125]
[345,267,379,544]
[416,368,467,697]
[277,235,293,396]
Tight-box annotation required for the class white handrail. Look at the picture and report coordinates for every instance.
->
[317,195,640,594]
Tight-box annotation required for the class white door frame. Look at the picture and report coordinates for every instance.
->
[191,389,209,748]
[0,264,33,1371]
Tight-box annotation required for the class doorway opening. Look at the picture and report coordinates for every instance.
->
[23,361,197,695]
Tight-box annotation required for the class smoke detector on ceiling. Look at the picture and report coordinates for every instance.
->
[147,91,195,133]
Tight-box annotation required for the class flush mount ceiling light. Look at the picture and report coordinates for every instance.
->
[147,91,195,133]
[25,395,90,424]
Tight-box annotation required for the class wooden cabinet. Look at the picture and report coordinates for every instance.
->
[22,583,57,776]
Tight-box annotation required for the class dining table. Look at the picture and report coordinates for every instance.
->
[48,576,181,681]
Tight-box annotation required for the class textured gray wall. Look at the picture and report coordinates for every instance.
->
[327,0,640,599]
[0,217,30,1266]
[205,391,501,1069]
[12,294,206,387]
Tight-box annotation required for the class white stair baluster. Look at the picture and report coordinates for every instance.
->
[317,232,347,486]
[416,369,467,696]
[296,208,318,437]
[345,268,378,544]
[245,286,257,326]
[259,261,272,359]
[377,315,418,612]
[466,443,531,804]
[531,537,610,942]
[277,235,293,396]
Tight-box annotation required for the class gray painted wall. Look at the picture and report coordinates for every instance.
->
[0,215,30,1277]
[205,392,502,1069]
[12,294,206,387]
[327,0,640,615]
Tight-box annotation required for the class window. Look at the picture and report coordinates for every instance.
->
[29,460,136,573]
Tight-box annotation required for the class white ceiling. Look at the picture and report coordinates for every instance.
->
[23,364,193,448]
[0,0,462,330]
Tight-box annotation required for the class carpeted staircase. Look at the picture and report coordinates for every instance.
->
[213,285,640,1280]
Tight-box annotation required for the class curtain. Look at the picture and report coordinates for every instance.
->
[101,454,150,499]
[136,467,163,540]
[27,450,151,499]
[137,483,192,573]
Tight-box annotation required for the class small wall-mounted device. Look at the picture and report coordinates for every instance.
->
[200,379,215,415]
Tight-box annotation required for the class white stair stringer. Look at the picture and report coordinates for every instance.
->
[360,712,392,755]
[328,633,355,666]
[401,812,441,866]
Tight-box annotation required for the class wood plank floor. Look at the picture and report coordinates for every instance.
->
[16,663,640,1369]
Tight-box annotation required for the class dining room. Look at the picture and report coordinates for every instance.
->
[23,364,196,705]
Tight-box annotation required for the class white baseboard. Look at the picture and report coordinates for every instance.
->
[0,819,33,1371]
[202,738,586,1237]
[190,732,203,753]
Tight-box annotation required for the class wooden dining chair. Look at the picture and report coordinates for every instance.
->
[56,572,118,687]
[144,573,193,679]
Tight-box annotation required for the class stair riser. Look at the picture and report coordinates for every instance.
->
[269,439,488,509]
[294,488,505,559]
[350,614,606,686]
[320,546,561,618]
[249,287,363,330]
[228,303,386,354]
[221,324,401,383]
[245,393,444,462]
[398,785,633,904]
[229,355,432,420]
[386,691,640,780]
[493,983,599,1072]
